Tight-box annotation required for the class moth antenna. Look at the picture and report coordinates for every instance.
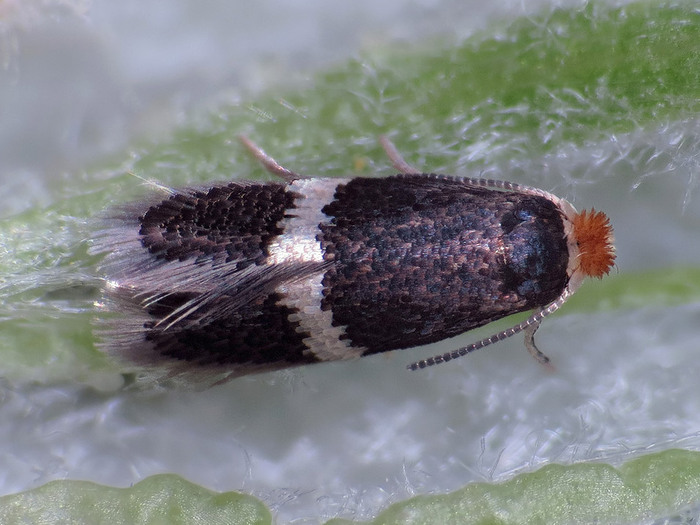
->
[238,135,302,182]
[378,136,571,211]
[453,176,577,216]
[379,135,421,174]
[407,285,575,371]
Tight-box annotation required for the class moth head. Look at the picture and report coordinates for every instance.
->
[571,208,616,280]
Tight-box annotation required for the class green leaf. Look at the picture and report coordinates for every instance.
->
[325,449,700,525]
[0,475,271,525]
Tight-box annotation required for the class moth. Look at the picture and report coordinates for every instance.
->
[93,136,615,383]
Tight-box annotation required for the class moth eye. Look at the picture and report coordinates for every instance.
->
[501,208,533,234]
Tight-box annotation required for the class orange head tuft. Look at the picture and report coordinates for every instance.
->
[572,209,615,279]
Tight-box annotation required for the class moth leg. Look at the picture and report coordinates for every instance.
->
[379,135,421,175]
[523,319,554,369]
[238,135,302,182]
